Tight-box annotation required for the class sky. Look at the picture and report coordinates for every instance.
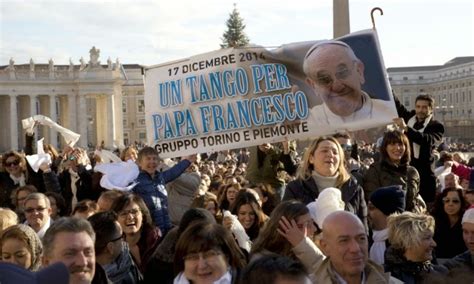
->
[0,0,473,69]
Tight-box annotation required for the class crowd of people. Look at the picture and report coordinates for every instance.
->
[1,98,474,283]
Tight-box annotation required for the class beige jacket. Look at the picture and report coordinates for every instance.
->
[292,237,403,284]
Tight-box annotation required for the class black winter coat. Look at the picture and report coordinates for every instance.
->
[283,175,367,230]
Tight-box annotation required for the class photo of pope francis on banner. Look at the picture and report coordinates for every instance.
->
[144,29,397,158]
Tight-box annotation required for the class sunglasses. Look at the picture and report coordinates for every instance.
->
[24,207,47,214]
[5,160,20,167]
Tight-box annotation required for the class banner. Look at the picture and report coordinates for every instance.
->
[144,29,397,158]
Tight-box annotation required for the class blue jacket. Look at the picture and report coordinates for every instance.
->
[132,160,191,233]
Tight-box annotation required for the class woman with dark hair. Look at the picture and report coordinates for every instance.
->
[253,183,278,216]
[363,130,421,212]
[173,222,246,284]
[431,187,467,259]
[112,193,161,274]
[11,185,37,222]
[284,136,367,228]
[1,151,59,209]
[219,182,241,211]
[146,208,217,284]
[251,201,316,260]
[229,191,267,241]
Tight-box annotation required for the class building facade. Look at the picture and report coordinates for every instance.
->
[388,57,474,143]
[0,47,146,152]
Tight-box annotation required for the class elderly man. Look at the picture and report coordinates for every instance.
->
[280,211,401,283]
[23,192,53,239]
[42,217,98,284]
[303,40,394,127]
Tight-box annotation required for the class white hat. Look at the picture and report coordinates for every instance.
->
[307,187,345,228]
[462,208,474,224]
[95,160,139,191]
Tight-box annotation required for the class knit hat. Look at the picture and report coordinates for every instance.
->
[462,208,474,224]
[369,185,406,216]
[0,224,43,271]
[307,187,345,228]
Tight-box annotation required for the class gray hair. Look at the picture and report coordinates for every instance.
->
[387,212,435,251]
[24,192,50,208]
[42,217,95,257]
[303,40,359,78]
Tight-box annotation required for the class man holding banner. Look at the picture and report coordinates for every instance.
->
[303,40,392,127]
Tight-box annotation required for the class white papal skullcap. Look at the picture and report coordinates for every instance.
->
[462,207,474,224]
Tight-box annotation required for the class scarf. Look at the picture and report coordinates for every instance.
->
[312,171,338,192]
[173,270,232,284]
[407,114,432,159]
[369,229,389,265]
[104,242,143,283]
[69,168,80,208]
[10,173,26,187]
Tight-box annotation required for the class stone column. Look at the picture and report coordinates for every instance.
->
[68,94,77,132]
[77,95,88,148]
[333,0,350,38]
[29,94,37,117]
[9,94,18,150]
[29,94,38,139]
[49,94,58,147]
[106,94,116,148]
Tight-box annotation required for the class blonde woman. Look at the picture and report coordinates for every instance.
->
[385,212,448,283]
[283,136,367,228]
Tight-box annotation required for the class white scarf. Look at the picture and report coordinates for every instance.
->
[369,228,389,265]
[69,168,80,208]
[173,270,232,284]
[10,173,26,187]
[407,114,432,159]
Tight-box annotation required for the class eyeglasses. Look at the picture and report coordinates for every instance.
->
[5,160,20,167]
[442,198,460,204]
[315,61,357,87]
[118,208,141,218]
[183,249,222,262]
[24,207,47,214]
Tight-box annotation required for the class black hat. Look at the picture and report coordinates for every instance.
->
[369,185,406,216]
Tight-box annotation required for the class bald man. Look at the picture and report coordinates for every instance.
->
[303,40,394,128]
[282,211,401,283]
